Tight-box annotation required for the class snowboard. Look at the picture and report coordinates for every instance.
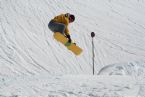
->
[53,32,83,55]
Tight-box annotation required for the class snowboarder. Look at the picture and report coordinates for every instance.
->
[48,13,75,43]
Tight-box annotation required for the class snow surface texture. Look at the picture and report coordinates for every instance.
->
[0,0,145,97]
[0,74,139,97]
[99,61,145,97]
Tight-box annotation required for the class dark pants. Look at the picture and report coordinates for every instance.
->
[48,20,66,35]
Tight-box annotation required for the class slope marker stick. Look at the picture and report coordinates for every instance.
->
[91,32,95,75]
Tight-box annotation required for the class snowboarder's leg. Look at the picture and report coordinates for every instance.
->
[48,20,66,35]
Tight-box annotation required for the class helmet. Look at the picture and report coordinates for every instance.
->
[69,14,75,22]
[65,13,75,22]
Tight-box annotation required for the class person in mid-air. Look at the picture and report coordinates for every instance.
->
[48,13,75,43]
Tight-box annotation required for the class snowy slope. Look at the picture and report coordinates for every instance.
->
[0,74,139,97]
[1,0,145,75]
[99,60,145,97]
[1,0,145,97]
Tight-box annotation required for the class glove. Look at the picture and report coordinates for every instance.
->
[73,43,76,45]
[66,35,72,43]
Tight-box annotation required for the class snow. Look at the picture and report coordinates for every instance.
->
[0,74,139,97]
[1,0,145,97]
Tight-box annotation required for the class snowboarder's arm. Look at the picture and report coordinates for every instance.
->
[64,26,70,35]
[64,26,72,43]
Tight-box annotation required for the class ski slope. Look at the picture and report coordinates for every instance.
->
[0,75,139,97]
[1,0,145,97]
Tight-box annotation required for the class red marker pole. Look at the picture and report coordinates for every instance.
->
[91,32,95,75]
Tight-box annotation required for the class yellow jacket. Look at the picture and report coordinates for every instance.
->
[52,14,70,35]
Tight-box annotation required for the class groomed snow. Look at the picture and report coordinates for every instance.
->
[1,0,145,97]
